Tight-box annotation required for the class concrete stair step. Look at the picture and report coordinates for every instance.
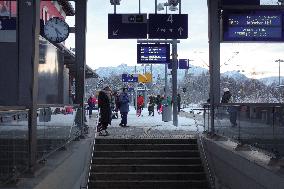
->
[94,144,198,151]
[88,180,209,189]
[90,172,207,181]
[95,138,197,145]
[89,138,209,188]
[94,150,200,157]
[91,164,204,172]
[92,157,202,165]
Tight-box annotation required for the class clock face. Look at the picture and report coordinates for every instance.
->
[44,17,69,43]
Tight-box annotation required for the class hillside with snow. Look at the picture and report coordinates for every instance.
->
[95,64,208,81]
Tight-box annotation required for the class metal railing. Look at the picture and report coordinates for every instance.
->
[198,134,216,189]
[80,140,95,189]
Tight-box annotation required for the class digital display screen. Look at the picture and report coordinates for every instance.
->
[228,15,281,26]
[228,27,282,39]
[122,74,138,82]
[137,44,170,64]
[222,10,284,41]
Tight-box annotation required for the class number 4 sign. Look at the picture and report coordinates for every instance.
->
[148,14,188,39]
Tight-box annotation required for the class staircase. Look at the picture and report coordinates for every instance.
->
[88,138,209,189]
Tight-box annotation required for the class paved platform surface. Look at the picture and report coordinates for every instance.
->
[93,106,203,139]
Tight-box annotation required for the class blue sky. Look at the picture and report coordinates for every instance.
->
[65,0,284,79]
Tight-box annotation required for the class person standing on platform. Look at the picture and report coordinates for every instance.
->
[156,95,162,114]
[137,95,144,117]
[148,95,155,116]
[177,94,181,113]
[221,88,237,127]
[113,91,120,119]
[97,86,112,136]
[119,88,129,127]
[87,95,96,117]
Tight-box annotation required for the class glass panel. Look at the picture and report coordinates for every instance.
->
[36,105,80,161]
[205,104,284,158]
[0,108,29,184]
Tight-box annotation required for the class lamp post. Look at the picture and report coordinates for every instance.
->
[275,59,284,102]
[275,59,284,87]
[155,1,180,126]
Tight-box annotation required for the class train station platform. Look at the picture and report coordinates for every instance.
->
[0,106,284,189]
[0,106,201,189]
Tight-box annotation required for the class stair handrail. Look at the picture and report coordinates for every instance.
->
[198,134,216,189]
[80,139,95,189]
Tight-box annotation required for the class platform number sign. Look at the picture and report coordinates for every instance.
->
[148,14,188,39]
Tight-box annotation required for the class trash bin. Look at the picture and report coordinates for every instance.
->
[162,105,172,122]
[39,108,52,122]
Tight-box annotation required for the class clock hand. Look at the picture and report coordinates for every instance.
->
[55,28,62,36]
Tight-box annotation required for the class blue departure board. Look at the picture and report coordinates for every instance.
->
[222,10,284,42]
[137,44,170,64]
[122,74,138,82]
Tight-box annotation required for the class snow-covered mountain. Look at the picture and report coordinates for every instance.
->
[258,76,284,86]
[222,71,248,80]
[95,64,208,81]
[95,64,282,86]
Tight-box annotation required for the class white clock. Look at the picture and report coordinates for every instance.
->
[44,17,69,43]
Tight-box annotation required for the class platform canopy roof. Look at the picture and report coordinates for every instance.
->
[57,0,75,16]
[59,44,99,79]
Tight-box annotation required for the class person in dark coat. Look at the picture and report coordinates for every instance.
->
[156,95,162,114]
[221,88,232,103]
[177,94,181,113]
[112,91,120,119]
[97,86,112,136]
[148,95,155,116]
[221,88,237,127]
[119,88,129,127]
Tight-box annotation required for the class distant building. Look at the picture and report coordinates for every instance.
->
[0,1,74,19]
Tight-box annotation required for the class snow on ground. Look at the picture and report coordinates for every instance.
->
[182,104,205,115]
[0,106,205,133]
[109,106,204,132]
[0,114,76,132]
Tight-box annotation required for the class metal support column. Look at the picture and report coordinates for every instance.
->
[155,0,157,14]
[172,39,178,126]
[18,0,40,173]
[165,63,168,98]
[139,0,141,14]
[150,64,153,79]
[75,0,87,133]
[208,0,220,134]
[179,0,181,14]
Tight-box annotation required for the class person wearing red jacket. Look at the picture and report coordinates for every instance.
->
[137,95,144,117]
[87,95,97,116]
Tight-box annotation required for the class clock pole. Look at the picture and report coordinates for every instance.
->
[75,0,88,137]
[18,0,40,174]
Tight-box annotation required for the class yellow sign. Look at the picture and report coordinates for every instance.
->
[138,73,152,83]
